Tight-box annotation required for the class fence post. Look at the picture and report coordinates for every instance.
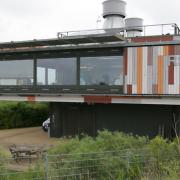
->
[45,153,49,180]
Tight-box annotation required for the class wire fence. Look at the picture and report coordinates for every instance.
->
[0,148,180,179]
[47,148,180,180]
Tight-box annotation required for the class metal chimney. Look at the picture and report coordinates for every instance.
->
[102,0,126,30]
[125,18,143,37]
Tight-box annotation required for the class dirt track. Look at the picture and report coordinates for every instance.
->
[0,127,59,150]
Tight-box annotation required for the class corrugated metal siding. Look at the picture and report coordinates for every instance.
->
[125,45,180,95]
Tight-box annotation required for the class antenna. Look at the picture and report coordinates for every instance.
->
[96,16,102,29]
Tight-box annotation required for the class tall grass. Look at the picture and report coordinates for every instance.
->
[49,130,180,179]
[0,130,179,179]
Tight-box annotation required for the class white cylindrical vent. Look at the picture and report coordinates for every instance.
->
[102,0,126,30]
[103,16,125,29]
[125,18,143,37]
[103,0,126,18]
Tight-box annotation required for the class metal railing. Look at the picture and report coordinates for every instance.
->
[0,148,179,179]
[57,23,180,38]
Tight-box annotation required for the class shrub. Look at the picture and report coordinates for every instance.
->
[0,131,180,179]
[0,102,48,129]
[49,130,148,154]
[49,131,180,180]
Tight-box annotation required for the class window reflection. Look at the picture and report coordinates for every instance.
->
[37,58,76,85]
[80,56,123,86]
[0,60,33,85]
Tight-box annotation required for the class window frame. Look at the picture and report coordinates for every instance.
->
[0,58,34,86]
[0,48,124,94]
[36,57,77,86]
[80,55,124,87]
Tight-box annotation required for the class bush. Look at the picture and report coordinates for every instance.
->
[49,131,180,180]
[0,131,179,179]
[50,130,148,154]
[0,102,48,129]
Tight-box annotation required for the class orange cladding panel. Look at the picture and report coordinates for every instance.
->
[157,55,164,94]
[163,46,169,56]
[137,47,143,94]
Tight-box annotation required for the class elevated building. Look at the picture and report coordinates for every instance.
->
[0,0,180,137]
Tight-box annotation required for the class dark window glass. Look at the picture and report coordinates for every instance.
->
[0,60,33,85]
[37,58,76,85]
[80,56,123,86]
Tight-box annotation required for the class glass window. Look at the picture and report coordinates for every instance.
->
[37,58,77,85]
[0,60,33,85]
[80,56,123,86]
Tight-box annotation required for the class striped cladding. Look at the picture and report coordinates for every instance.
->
[125,45,180,95]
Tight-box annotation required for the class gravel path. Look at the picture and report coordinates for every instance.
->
[0,127,59,150]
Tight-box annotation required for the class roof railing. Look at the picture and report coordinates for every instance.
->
[57,23,180,38]
[57,28,125,38]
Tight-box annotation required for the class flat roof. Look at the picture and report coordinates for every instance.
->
[0,23,180,54]
[1,37,180,55]
[0,32,125,49]
[1,35,180,56]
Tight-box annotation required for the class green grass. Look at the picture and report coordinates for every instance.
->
[0,131,179,179]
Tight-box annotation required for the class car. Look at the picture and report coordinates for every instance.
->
[42,118,50,132]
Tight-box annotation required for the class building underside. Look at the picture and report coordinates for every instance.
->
[49,102,180,138]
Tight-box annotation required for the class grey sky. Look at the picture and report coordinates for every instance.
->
[0,0,179,42]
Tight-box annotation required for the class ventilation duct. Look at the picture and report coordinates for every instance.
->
[125,18,143,37]
[102,0,126,30]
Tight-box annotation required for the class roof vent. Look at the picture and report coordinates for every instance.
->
[125,18,143,37]
[102,0,126,30]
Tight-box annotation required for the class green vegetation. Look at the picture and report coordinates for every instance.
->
[49,131,180,179]
[0,130,180,179]
[0,102,48,129]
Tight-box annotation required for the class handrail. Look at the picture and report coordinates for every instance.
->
[57,23,180,38]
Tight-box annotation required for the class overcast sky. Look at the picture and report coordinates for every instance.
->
[0,0,179,42]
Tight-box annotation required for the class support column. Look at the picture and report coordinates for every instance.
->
[45,67,48,85]
[49,102,64,137]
